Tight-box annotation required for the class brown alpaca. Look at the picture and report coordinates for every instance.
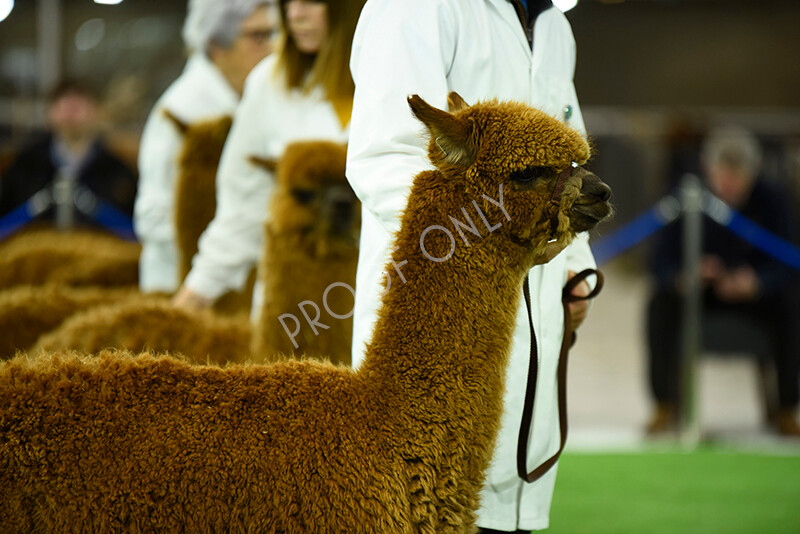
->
[32,142,357,366]
[0,116,247,359]
[0,227,140,289]
[0,285,138,359]
[0,94,611,533]
[251,141,360,364]
[165,111,255,315]
[32,297,252,366]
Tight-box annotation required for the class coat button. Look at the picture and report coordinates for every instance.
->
[563,104,573,122]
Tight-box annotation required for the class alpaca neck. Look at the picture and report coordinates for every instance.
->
[360,174,529,416]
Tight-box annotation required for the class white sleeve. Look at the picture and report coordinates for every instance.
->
[134,106,180,244]
[183,65,275,300]
[346,0,457,235]
[564,232,598,290]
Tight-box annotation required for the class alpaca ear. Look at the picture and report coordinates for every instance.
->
[163,109,189,136]
[447,91,469,112]
[408,94,477,167]
[249,155,278,173]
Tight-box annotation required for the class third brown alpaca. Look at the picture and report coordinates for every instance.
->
[165,111,256,315]
[250,141,360,365]
[0,94,611,533]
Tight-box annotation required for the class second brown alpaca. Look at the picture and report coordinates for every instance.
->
[251,141,360,364]
[0,94,611,532]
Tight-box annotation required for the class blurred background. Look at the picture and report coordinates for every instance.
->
[1,0,799,532]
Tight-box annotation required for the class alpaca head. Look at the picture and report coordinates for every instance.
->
[252,141,360,257]
[164,111,233,172]
[408,93,612,270]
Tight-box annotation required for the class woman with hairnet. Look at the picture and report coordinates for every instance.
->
[134,0,277,293]
[172,0,366,314]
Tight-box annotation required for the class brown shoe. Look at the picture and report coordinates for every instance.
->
[773,409,800,437]
[646,403,677,435]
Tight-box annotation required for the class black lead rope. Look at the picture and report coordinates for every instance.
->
[516,269,604,483]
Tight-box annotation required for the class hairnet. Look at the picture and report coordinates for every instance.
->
[182,0,271,52]
[702,125,763,175]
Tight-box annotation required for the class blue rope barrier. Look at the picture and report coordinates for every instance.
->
[702,192,800,271]
[591,196,680,265]
[0,185,137,242]
[74,186,137,242]
[86,200,137,241]
[591,186,800,271]
[0,202,37,241]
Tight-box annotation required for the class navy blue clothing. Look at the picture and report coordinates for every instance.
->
[647,178,800,409]
[0,133,137,229]
[651,179,795,299]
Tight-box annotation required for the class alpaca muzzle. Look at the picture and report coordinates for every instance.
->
[568,168,613,233]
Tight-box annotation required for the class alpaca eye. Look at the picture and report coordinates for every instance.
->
[291,189,315,205]
[509,166,547,184]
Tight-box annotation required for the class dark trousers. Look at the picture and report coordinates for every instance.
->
[478,529,530,534]
[647,287,800,409]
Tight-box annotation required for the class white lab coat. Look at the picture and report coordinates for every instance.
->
[134,53,239,292]
[346,1,596,530]
[184,55,349,310]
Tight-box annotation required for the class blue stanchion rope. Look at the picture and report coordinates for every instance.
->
[591,196,680,265]
[591,187,800,271]
[702,191,800,271]
[0,201,37,241]
[0,185,137,242]
[74,186,137,242]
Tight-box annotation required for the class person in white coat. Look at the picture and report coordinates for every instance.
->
[347,1,597,531]
[172,0,366,312]
[134,0,277,293]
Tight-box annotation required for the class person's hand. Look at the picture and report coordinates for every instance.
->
[713,266,760,303]
[676,255,723,293]
[531,240,568,266]
[700,255,724,285]
[172,286,213,310]
[566,269,591,330]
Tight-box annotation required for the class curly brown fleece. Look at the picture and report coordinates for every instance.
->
[0,227,140,289]
[0,285,139,359]
[166,112,255,315]
[252,141,360,364]
[32,297,252,365]
[0,94,610,533]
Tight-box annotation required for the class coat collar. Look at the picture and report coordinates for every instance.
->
[487,0,555,52]
[183,53,240,107]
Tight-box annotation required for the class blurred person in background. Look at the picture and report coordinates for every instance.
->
[134,0,278,293]
[0,80,137,229]
[172,0,365,312]
[646,125,800,436]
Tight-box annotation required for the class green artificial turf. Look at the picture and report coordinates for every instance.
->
[548,448,800,534]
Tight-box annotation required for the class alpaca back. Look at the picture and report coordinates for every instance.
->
[170,114,255,315]
[0,285,138,359]
[33,298,252,365]
[0,350,411,532]
[0,227,140,289]
[251,142,360,365]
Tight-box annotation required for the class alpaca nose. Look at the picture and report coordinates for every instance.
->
[325,186,358,235]
[581,174,612,202]
[331,200,355,233]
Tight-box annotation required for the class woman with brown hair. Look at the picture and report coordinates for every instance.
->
[173,0,365,312]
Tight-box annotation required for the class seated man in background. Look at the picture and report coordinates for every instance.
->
[134,0,277,294]
[0,80,138,229]
[646,125,800,436]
